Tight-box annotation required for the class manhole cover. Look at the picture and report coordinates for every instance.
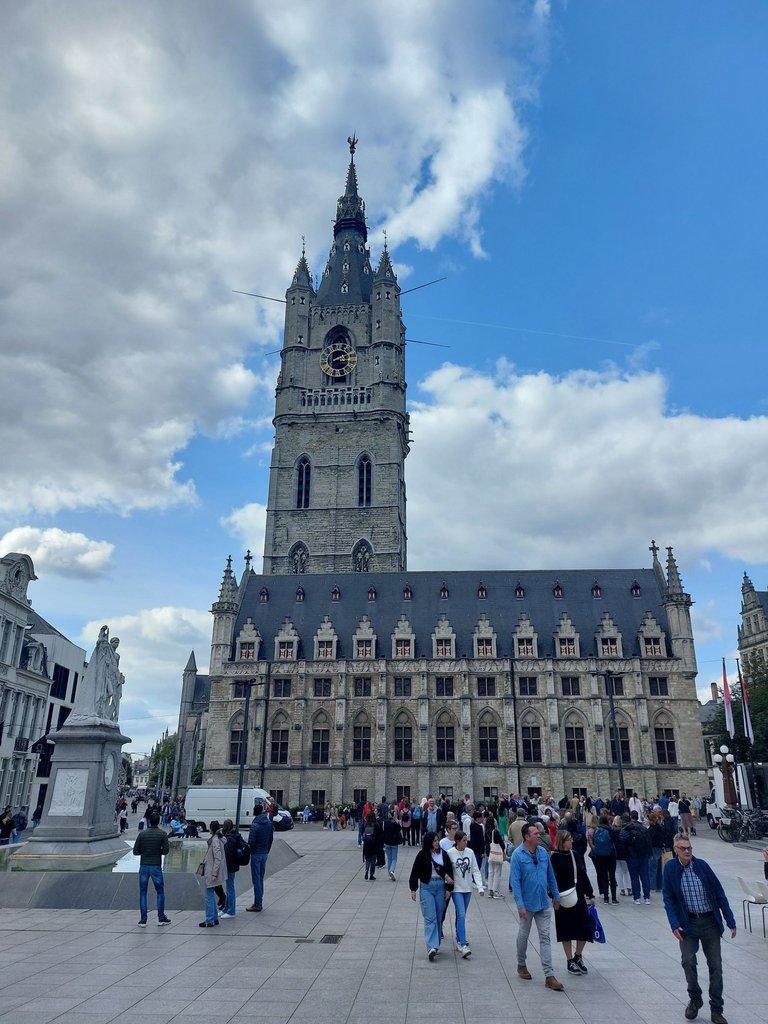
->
[320,934,343,944]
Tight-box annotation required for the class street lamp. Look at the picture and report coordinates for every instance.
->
[713,745,738,807]
[595,671,625,796]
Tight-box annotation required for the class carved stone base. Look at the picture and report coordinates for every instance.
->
[10,837,130,872]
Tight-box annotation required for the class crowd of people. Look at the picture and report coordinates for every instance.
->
[348,788,749,1024]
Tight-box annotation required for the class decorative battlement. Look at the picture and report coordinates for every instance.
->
[299,387,373,408]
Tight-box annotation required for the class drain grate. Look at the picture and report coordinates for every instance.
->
[320,933,343,944]
[295,938,314,943]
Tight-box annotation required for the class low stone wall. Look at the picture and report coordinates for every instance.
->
[0,835,300,910]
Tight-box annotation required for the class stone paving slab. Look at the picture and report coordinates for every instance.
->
[0,824,766,1024]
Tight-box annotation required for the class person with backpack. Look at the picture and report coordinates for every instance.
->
[382,809,403,880]
[410,802,422,846]
[620,810,652,904]
[361,812,383,880]
[590,815,619,904]
[220,819,250,918]
[12,806,28,844]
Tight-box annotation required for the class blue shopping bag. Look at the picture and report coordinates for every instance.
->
[588,903,606,943]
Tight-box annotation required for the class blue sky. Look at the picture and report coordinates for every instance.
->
[2,1,767,752]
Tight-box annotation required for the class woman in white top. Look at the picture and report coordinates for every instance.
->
[445,830,484,958]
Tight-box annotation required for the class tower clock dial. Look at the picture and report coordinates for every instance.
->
[320,339,357,378]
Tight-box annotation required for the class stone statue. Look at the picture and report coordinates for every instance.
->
[68,625,124,727]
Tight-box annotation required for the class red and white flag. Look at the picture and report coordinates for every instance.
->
[737,660,755,745]
[722,658,735,739]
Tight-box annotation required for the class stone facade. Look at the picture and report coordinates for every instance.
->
[738,573,768,675]
[175,145,708,807]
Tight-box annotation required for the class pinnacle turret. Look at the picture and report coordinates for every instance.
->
[316,137,373,306]
[375,235,396,281]
[212,555,238,612]
[666,546,683,594]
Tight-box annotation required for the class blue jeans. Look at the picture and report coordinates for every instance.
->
[452,891,472,946]
[139,865,165,922]
[330,818,336,831]
[205,886,219,925]
[419,878,445,951]
[250,852,267,908]
[385,845,399,874]
[627,855,651,900]
[652,848,663,891]
[224,873,237,915]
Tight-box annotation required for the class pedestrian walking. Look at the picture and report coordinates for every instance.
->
[550,829,595,976]
[132,810,171,927]
[200,821,227,927]
[509,822,564,990]
[409,830,454,961]
[383,809,403,880]
[662,833,736,1024]
[445,830,483,957]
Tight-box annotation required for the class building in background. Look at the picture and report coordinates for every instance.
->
[0,553,86,815]
[738,573,768,672]
[175,145,708,807]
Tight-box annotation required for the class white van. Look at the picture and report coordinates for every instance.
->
[183,786,294,832]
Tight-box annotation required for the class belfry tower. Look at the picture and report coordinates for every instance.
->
[262,138,410,575]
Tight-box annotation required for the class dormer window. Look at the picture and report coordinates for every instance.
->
[440,584,449,599]
[295,587,305,603]
[259,588,269,603]
[592,582,602,599]
[331,587,340,602]
[553,582,563,599]
[477,584,487,599]
[515,583,525,599]
[631,581,642,598]
[344,241,350,251]
[239,642,255,661]
[300,296,305,305]
[385,290,391,299]
[403,585,412,601]
[368,587,377,602]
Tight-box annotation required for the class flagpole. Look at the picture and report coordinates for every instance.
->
[737,659,758,810]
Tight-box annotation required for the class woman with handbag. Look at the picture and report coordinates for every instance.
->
[550,829,595,976]
[445,830,483,957]
[486,820,506,898]
[409,831,454,961]
[200,821,228,928]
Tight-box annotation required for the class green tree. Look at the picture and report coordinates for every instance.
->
[708,661,768,762]
[150,734,177,795]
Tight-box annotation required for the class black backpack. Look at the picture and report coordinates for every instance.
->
[628,823,652,857]
[235,834,251,865]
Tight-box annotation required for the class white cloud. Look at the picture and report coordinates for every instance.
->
[406,362,768,570]
[79,606,211,752]
[221,503,267,556]
[0,1,545,520]
[0,526,114,577]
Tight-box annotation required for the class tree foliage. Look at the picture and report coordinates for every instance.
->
[708,661,768,762]
[150,734,177,793]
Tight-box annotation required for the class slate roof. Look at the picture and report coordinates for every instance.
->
[193,674,211,705]
[231,568,670,662]
[27,608,74,642]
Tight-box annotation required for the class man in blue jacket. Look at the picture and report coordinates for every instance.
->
[509,822,564,990]
[662,834,736,1024]
[246,802,274,912]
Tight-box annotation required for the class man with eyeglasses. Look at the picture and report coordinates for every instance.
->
[662,833,736,1024]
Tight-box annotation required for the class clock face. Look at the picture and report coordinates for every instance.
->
[320,340,357,379]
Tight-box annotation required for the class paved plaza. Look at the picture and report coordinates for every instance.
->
[0,824,766,1024]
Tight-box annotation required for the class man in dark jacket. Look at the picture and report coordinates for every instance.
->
[246,802,274,912]
[662,834,736,1024]
[468,811,485,870]
[620,811,652,904]
[133,811,171,927]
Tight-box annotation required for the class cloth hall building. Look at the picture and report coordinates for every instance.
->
[173,145,707,809]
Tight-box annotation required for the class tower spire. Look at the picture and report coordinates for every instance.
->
[666,546,683,594]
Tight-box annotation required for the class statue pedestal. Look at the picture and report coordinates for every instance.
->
[12,723,131,871]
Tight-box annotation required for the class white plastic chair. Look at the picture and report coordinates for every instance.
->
[737,876,768,937]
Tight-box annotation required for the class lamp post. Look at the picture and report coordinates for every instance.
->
[596,671,625,796]
[713,745,738,807]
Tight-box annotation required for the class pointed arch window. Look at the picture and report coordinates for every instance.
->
[270,717,289,764]
[353,716,371,762]
[478,713,499,762]
[592,582,602,599]
[515,583,525,599]
[290,543,308,575]
[295,587,305,603]
[631,580,642,598]
[259,588,269,603]
[440,584,449,599]
[553,582,563,599]
[436,713,455,762]
[353,540,372,572]
[654,714,677,764]
[477,583,487,599]
[367,586,376,602]
[296,457,311,509]
[331,586,341,602]
[228,713,244,766]
[394,713,413,762]
[358,454,372,507]
[403,584,412,601]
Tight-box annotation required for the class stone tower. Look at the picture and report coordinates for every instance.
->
[262,139,410,575]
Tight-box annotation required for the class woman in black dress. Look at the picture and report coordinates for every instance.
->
[550,829,595,976]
